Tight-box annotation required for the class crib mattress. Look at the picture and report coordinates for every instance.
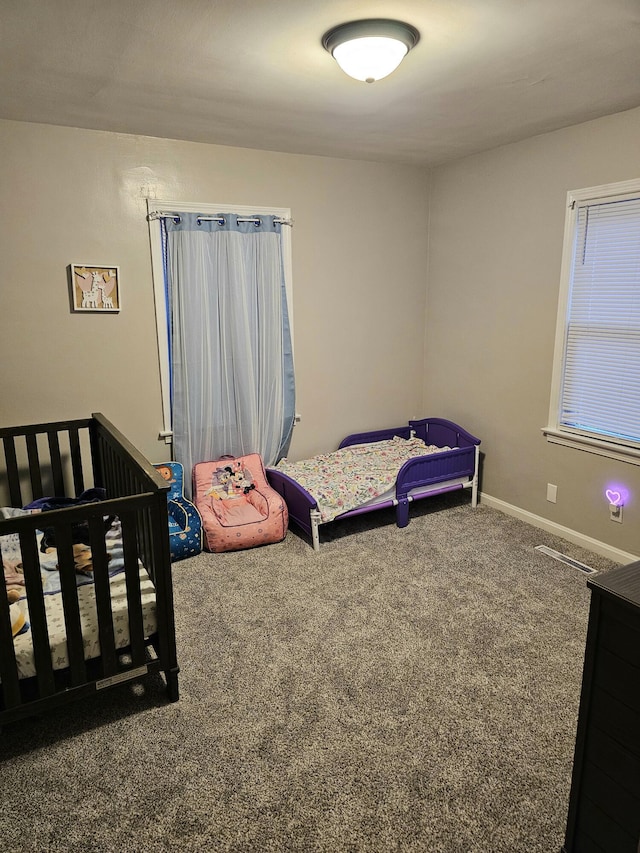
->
[11,565,157,680]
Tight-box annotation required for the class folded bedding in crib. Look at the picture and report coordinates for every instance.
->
[1,507,126,597]
[275,436,448,523]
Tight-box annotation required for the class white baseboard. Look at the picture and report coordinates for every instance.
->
[479,492,639,566]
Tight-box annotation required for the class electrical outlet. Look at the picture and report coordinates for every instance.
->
[609,503,623,523]
[546,483,557,503]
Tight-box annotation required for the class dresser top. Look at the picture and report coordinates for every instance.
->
[588,560,640,607]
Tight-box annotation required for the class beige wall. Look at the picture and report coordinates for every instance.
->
[0,119,429,462]
[2,112,638,558]
[425,106,640,557]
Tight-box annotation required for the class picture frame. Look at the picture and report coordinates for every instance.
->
[69,264,120,313]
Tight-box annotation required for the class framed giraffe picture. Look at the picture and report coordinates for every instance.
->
[69,264,121,313]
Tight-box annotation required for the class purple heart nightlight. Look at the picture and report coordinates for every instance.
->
[606,489,622,506]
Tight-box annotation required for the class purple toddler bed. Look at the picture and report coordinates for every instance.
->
[266,417,480,551]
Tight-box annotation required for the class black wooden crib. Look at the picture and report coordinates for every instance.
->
[0,413,179,727]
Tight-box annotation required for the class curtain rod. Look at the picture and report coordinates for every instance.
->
[148,211,293,226]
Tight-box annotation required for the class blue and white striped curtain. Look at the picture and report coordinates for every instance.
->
[163,212,295,493]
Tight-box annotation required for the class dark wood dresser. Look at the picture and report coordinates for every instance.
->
[563,560,640,853]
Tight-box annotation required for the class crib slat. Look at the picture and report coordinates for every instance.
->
[55,525,87,686]
[19,530,56,697]
[3,435,23,508]
[68,427,85,496]
[88,420,104,490]
[120,511,146,664]
[0,547,22,708]
[140,506,154,585]
[25,434,44,500]
[47,430,66,497]
[148,495,177,683]
[104,443,117,497]
[89,515,117,676]
[115,450,126,499]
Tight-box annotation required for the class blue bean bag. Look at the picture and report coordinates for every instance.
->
[154,461,202,562]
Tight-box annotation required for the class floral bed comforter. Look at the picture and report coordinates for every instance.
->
[276,436,447,523]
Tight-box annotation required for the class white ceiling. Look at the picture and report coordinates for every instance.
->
[1,0,640,166]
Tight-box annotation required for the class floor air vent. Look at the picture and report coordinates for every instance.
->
[535,545,598,575]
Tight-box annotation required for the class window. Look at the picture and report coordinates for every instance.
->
[545,178,640,463]
[147,199,295,484]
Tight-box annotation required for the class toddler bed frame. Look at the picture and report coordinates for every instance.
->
[267,417,480,551]
[0,413,179,728]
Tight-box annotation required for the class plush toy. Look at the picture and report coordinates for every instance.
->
[43,542,109,576]
[70,544,97,575]
[3,561,28,635]
[7,586,21,604]
[4,559,25,603]
[9,601,28,637]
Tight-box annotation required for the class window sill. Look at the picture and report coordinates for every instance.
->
[542,427,640,466]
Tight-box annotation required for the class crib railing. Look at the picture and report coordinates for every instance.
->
[91,414,177,683]
[0,418,94,508]
[0,414,178,727]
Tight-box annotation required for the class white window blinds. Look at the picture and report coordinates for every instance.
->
[560,193,640,447]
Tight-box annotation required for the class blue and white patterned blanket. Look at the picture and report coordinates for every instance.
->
[1,507,125,597]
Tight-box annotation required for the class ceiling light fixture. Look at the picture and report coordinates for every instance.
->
[322,19,420,83]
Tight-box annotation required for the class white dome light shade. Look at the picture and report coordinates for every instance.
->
[323,19,420,83]
[333,37,408,82]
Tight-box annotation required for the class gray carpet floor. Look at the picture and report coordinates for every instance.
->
[0,495,620,852]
